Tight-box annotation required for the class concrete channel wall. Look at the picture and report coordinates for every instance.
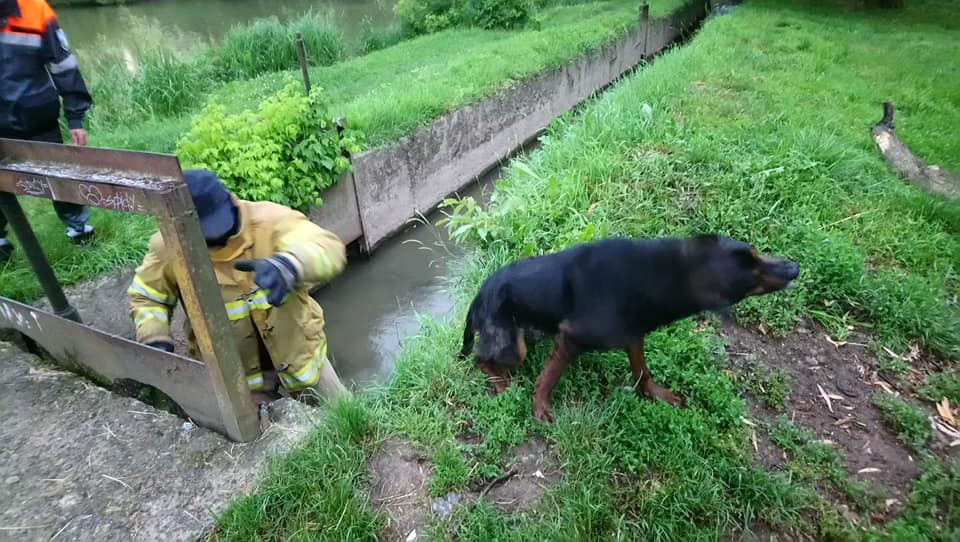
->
[309,0,708,253]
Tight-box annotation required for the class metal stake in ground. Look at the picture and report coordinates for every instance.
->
[296,32,312,93]
[0,192,81,323]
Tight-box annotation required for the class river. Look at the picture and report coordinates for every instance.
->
[57,0,396,56]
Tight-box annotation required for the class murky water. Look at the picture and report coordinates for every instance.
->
[315,167,501,387]
[57,0,396,55]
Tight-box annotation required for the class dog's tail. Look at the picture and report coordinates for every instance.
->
[458,294,479,360]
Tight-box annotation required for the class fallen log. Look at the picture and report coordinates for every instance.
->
[871,101,959,199]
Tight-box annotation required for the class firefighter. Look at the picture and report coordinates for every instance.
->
[0,0,96,263]
[128,169,350,404]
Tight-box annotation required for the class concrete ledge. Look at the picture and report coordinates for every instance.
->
[308,1,707,251]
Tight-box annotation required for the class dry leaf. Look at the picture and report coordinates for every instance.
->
[741,417,757,427]
[885,499,900,510]
[751,430,759,453]
[758,322,770,336]
[882,346,903,360]
[406,530,418,542]
[905,344,921,363]
[934,421,960,439]
[833,416,856,427]
[874,380,895,395]
[817,384,834,413]
[937,398,957,429]
[825,334,847,349]
[858,467,881,474]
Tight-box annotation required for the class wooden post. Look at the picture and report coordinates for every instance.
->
[296,32,312,93]
[640,3,650,59]
[151,184,261,443]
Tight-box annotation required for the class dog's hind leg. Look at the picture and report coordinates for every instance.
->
[533,333,578,423]
[627,338,686,408]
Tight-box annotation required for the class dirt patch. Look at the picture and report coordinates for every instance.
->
[470,436,560,514]
[367,439,433,542]
[721,321,921,508]
[34,268,190,353]
[0,341,315,541]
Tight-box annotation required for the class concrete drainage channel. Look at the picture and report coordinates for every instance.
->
[0,2,717,540]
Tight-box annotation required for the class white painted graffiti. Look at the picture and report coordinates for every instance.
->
[0,299,43,333]
[78,183,136,212]
[15,175,53,198]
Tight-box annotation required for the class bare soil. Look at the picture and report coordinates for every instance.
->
[720,320,925,515]
[467,436,560,515]
[0,341,315,542]
[367,439,433,542]
[366,435,560,541]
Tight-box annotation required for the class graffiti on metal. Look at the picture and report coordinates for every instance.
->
[0,298,43,333]
[78,183,137,212]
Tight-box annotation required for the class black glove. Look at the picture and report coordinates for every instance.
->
[233,254,300,307]
[146,341,174,353]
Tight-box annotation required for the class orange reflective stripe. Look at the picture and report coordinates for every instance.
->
[5,0,56,33]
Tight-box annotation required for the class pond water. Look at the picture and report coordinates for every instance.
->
[57,0,396,56]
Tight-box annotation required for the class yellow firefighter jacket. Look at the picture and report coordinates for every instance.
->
[127,197,347,391]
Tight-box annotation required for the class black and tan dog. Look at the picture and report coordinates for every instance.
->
[459,234,799,422]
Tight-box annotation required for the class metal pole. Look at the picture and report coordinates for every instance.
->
[296,32,312,93]
[0,192,81,322]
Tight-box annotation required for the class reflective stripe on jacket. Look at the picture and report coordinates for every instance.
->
[127,198,347,391]
[0,0,92,133]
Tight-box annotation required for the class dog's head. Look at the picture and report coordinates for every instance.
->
[683,234,799,310]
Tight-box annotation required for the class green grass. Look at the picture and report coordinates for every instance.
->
[0,199,156,301]
[210,0,688,148]
[872,392,933,452]
[213,0,959,539]
[734,358,792,410]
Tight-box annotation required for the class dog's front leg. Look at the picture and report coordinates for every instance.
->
[627,338,686,408]
[533,333,578,423]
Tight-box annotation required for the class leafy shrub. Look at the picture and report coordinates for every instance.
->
[176,81,363,212]
[467,0,533,29]
[213,11,345,80]
[395,0,463,36]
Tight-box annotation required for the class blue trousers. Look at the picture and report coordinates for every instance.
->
[0,126,90,238]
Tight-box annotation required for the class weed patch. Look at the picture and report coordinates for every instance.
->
[872,392,932,452]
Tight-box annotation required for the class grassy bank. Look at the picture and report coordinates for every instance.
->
[1,0,677,302]
[213,0,959,539]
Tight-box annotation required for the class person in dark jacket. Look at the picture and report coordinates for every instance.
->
[0,0,95,263]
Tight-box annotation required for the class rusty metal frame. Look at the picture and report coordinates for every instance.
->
[0,138,260,442]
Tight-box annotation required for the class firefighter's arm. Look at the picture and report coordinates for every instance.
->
[127,237,179,349]
[274,217,347,287]
[38,2,92,130]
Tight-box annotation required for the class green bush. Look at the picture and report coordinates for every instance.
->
[212,11,345,80]
[395,0,463,35]
[176,81,363,212]
[467,0,533,29]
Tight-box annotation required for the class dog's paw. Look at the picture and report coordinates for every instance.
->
[533,401,554,423]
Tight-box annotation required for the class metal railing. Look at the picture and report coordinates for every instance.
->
[0,138,260,442]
